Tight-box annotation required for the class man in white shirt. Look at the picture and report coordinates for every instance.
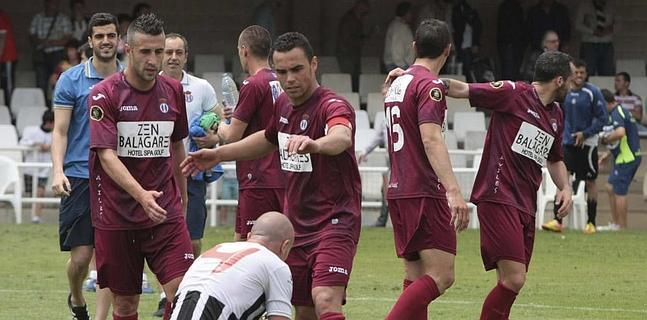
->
[383,2,414,72]
[19,110,54,223]
[158,32,221,317]
[170,211,294,320]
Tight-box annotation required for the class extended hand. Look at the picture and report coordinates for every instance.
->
[181,149,220,177]
[384,68,406,85]
[286,135,320,155]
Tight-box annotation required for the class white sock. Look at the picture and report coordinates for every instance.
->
[160,292,166,300]
[89,270,97,280]
[142,273,148,282]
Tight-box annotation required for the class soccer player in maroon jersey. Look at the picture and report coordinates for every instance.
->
[216,25,285,241]
[88,14,193,320]
[382,19,470,320]
[182,32,361,320]
[442,51,574,319]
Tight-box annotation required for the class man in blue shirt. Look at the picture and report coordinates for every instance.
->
[51,13,122,320]
[542,59,607,234]
[599,89,641,230]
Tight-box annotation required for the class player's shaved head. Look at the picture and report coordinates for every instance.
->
[239,25,272,59]
[250,211,294,244]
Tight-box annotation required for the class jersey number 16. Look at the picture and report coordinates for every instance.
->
[386,105,404,152]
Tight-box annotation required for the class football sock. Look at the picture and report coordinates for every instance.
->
[319,312,345,320]
[480,282,518,320]
[162,300,173,320]
[403,279,413,291]
[385,274,439,320]
[587,200,597,225]
[553,204,562,223]
[112,312,138,320]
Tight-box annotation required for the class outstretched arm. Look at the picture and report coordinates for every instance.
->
[440,78,470,99]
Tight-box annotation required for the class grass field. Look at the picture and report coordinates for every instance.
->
[1,224,646,320]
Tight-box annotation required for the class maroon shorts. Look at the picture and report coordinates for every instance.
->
[95,218,194,296]
[388,197,457,261]
[235,188,284,239]
[477,202,535,271]
[286,233,357,306]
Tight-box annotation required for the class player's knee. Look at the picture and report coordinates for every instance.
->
[429,270,455,293]
[502,272,526,292]
[112,295,138,316]
[69,251,92,268]
[311,288,342,315]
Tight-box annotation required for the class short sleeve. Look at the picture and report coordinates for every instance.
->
[468,81,518,113]
[264,264,293,318]
[89,85,118,150]
[53,72,75,109]
[611,109,626,129]
[233,80,261,123]
[324,98,354,127]
[172,82,189,142]
[417,79,446,126]
[201,80,218,113]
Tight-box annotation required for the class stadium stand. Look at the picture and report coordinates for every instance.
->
[322,73,352,93]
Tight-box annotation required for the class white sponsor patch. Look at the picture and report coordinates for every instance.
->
[511,122,555,166]
[385,74,414,103]
[117,121,174,158]
[278,132,313,172]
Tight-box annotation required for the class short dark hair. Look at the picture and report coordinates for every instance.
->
[600,88,616,103]
[42,110,54,124]
[533,51,573,83]
[573,58,587,69]
[88,13,119,36]
[272,32,314,63]
[127,13,164,45]
[396,2,412,17]
[166,33,188,53]
[616,71,631,83]
[415,19,450,59]
[240,25,272,58]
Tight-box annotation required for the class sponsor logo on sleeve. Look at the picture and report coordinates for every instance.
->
[92,93,106,101]
[90,106,104,121]
[489,81,504,89]
[510,122,555,166]
[429,87,443,102]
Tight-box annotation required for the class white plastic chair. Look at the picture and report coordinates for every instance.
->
[339,92,360,110]
[0,124,21,162]
[464,130,487,150]
[453,112,486,144]
[0,156,22,224]
[194,54,225,74]
[373,111,385,131]
[566,181,587,230]
[0,105,12,125]
[446,97,473,128]
[355,110,370,130]
[11,88,46,112]
[359,73,386,104]
[316,56,341,74]
[445,131,467,168]
[360,57,381,73]
[322,73,352,93]
[367,93,384,121]
[0,89,4,105]
[354,128,373,152]
[16,106,46,136]
[536,168,558,229]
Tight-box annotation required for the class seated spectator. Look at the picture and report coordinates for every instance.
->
[599,89,641,231]
[576,0,616,76]
[525,0,571,52]
[520,30,560,82]
[19,110,54,223]
[383,2,414,72]
[69,0,88,42]
[614,72,643,123]
[49,40,81,89]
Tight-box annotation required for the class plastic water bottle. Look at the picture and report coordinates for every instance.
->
[221,73,239,124]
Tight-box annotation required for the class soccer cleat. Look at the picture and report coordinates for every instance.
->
[67,293,90,320]
[584,223,596,234]
[83,277,97,292]
[597,222,619,232]
[153,298,166,317]
[142,279,154,294]
[541,219,563,233]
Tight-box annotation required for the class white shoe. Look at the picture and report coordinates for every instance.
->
[597,223,620,232]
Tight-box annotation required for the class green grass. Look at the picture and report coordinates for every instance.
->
[1,224,646,319]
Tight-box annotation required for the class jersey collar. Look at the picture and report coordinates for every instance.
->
[84,56,124,79]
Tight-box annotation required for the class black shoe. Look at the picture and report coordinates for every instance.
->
[153,298,167,317]
[67,293,90,320]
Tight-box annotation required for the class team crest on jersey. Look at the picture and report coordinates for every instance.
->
[159,98,169,113]
[184,91,193,103]
[550,119,558,132]
[300,119,308,130]
[90,105,103,121]
[429,87,443,102]
[489,81,504,89]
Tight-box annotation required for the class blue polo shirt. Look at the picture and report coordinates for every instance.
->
[53,57,123,178]
[562,82,608,146]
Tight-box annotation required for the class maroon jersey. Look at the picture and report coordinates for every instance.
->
[385,65,447,200]
[469,81,564,215]
[264,87,361,246]
[232,68,285,190]
[89,72,188,230]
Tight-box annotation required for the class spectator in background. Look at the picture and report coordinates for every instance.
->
[131,2,152,19]
[48,40,81,90]
[599,89,641,231]
[19,110,54,224]
[30,0,72,104]
[520,30,560,82]
[417,0,453,26]
[252,0,283,39]
[452,0,482,82]
[497,0,525,80]
[526,0,570,52]
[79,42,91,61]
[576,0,616,76]
[70,0,88,42]
[614,72,643,124]
[336,0,370,92]
[0,9,18,106]
[383,2,415,72]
